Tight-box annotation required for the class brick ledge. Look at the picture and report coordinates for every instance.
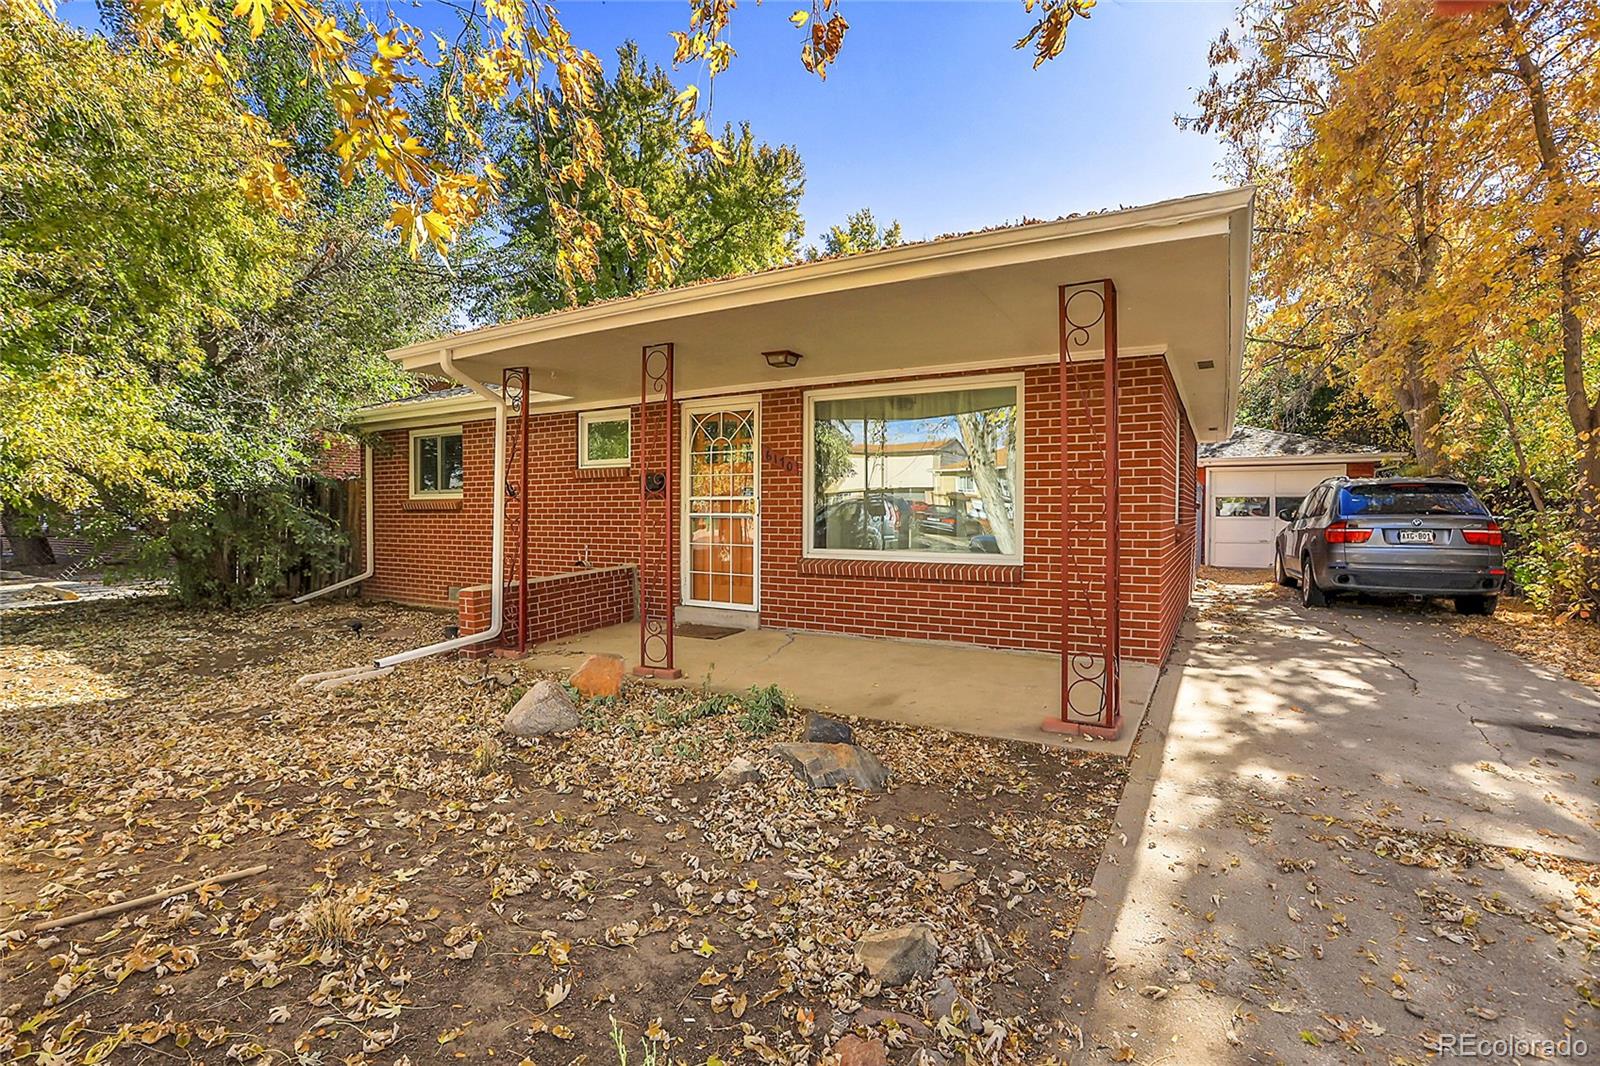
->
[402,498,462,512]
[797,556,1024,585]
[575,466,633,480]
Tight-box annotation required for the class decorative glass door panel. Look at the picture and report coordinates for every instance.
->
[686,407,758,609]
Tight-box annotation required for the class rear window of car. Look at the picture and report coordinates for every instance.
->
[1336,484,1489,518]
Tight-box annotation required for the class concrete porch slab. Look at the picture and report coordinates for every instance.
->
[521,624,1157,756]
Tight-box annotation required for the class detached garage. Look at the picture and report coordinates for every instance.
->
[1198,428,1404,568]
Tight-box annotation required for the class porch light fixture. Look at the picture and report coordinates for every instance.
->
[762,349,803,369]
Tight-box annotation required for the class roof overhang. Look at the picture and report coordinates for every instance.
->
[1198,452,1408,468]
[384,187,1255,440]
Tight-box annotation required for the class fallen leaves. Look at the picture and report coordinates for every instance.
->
[0,598,1130,1064]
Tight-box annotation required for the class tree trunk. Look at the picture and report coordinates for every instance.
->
[2,510,56,567]
[1498,7,1600,603]
[1396,340,1445,473]
[956,411,1016,554]
[1466,352,1546,512]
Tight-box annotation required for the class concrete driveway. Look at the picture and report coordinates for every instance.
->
[1062,575,1598,1064]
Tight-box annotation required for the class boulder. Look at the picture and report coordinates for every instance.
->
[832,1035,888,1066]
[805,712,855,744]
[855,924,939,986]
[570,653,624,699]
[503,680,581,737]
[717,755,762,786]
[772,742,889,791]
[926,978,982,1032]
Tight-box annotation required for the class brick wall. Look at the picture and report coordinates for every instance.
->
[457,565,636,656]
[365,358,1193,663]
[366,411,643,609]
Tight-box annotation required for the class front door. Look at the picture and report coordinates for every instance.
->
[684,403,759,610]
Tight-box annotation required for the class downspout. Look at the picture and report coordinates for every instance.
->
[292,445,374,603]
[373,349,507,669]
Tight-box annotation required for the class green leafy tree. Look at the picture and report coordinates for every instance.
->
[805,208,903,260]
[486,44,805,320]
[1,13,456,601]
[0,8,300,525]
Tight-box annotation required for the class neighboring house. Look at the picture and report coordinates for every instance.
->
[1197,427,1406,567]
[343,187,1255,737]
[827,439,966,501]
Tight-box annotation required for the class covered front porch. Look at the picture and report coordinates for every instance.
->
[521,622,1158,755]
[376,188,1252,740]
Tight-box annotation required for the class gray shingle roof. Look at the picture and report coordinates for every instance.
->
[1199,426,1397,461]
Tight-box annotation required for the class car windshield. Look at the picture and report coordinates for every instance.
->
[1337,485,1489,518]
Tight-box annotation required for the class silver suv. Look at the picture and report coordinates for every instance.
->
[1274,477,1506,615]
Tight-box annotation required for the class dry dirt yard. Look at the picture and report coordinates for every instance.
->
[0,599,1127,1066]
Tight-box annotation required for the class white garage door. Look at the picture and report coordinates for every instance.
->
[1207,465,1346,568]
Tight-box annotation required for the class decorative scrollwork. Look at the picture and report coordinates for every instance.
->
[641,618,669,668]
[643,344,672,399]
[1062,287,1106,357]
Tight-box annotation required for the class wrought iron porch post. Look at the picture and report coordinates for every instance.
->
[501,366,532,653]
[635,343,682,678]
[1043,280,1122,739]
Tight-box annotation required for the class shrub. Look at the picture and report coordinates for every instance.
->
[736,684,789,737]
[1505,509,1596,619]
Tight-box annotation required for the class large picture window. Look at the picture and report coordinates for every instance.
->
[410,427,464,498]
[805,376,1022,562]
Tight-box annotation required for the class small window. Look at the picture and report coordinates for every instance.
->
[1214,495,1270,518]
[1273,494,1306,518]
[579,409,631,469]
[410,427,464,498]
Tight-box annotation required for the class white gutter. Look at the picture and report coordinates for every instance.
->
[374,349,507,669]
[293,446,374,603]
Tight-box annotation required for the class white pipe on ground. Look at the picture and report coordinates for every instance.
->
[372,349,507,669]
[293,445,374,603]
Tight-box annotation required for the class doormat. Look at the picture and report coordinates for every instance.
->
[675,623,744,640]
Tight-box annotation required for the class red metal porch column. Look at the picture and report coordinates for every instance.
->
[1043,280,1122,739]
[501,366,532,653]
[635,343,682,678]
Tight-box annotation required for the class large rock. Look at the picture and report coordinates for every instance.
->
[717,755,762,786]
[854,924,939,986]
[570,653,623,699]
[832,1035,887,1066]
[805,712,854,744]
[772,742,889,791]
[503,680,581,737]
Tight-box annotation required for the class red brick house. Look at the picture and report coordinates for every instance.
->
[336,189,1255,738]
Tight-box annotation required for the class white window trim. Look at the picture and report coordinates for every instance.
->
[408,425,465,500]
[802,373,1025,566]
[578,408,632,469]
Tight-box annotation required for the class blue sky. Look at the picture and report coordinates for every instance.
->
[57,0,1239,242]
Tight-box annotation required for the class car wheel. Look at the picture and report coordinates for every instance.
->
[1455,594,1497,616]
[1300,554,1327,607]
[1274,549,1296,588]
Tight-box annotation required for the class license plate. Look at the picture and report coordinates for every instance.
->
[1397,530,1435,544]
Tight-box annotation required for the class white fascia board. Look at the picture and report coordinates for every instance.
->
[1198,453,1405,468]
[349,394,497,428]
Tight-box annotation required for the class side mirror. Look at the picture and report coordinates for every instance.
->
[1277,506,1299,521]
